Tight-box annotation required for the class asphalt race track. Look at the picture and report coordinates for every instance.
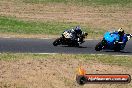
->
[0,38,132,55]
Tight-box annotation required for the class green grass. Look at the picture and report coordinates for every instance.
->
[0,16,103,36]
[0,53,132,67]
[23,0,132,7]
[80,54,132,67]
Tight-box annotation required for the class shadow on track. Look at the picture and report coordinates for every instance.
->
[120,51,132,54]
[78,46,87,48]
[60,45,87,48]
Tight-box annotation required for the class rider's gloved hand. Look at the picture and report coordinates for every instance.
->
[130,34,132,37]
[114,41,118,45]
[77,38,83,44]
[77,38,81,43]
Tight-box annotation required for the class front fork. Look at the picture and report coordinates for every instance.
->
[101,39,107,49]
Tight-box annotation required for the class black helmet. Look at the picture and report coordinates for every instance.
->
[74,26,82,34]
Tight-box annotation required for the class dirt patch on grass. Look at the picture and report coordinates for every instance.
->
[0,0,132,32]
[0,57,132,88]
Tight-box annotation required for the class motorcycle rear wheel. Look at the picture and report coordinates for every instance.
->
[53,37,62,46]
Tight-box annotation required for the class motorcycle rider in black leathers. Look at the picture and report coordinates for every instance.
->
[62,26,87,43]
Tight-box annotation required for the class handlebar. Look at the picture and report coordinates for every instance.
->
[130,34,132,37]
[126,34,132,40]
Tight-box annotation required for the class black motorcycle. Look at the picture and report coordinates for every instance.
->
[53,32,88,47]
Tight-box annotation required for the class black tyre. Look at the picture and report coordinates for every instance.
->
[74,43,79,47]
[53,38,62,46]
[95,42,103,51]
[68,43,79,47]
[114,49,120,52]
[76,75,87,85]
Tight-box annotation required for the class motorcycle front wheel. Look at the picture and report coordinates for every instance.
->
[95,42,103,51]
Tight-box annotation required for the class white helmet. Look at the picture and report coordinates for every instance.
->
[118,28,123,32]
[118,28,124,35]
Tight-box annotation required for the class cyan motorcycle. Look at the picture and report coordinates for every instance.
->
[95,31,132,51]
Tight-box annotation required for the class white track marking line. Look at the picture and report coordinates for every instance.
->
[90,53,132,56]
[90,54,105,56]
[3,37,11,38]
[32,53,58,54]
[113,55,132,57]
[39,38,53,39]
[0,52,131,56]
[33,53,132,56]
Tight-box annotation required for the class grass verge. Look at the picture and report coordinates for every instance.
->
[0,16,104,38]
[0,53,132,67]
[23,0,132,7]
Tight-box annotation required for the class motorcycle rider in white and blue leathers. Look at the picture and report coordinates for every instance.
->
[62,26,84,43]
